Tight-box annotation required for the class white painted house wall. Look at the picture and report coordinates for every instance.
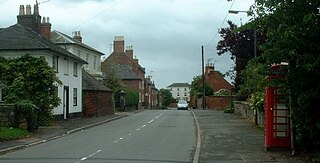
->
[65,45,102,79]
[0,51,83,119]
[168,86,190,102]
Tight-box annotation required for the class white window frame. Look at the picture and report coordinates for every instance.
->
[73,88,77,106]
[73,62,78,77]
[64,58,69,75]
[52,56,59,72]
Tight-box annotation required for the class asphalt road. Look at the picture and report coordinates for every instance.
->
[0,110,196,163]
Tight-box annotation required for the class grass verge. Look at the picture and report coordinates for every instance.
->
[0,127,31,141]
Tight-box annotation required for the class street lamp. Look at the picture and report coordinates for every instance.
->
[228,10,257,58]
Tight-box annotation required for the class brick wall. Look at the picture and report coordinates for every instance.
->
[83,90,114,117]
[205,96,233,109]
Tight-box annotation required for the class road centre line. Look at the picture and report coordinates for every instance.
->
[148,119,155,124]
[136,124,146,130]
[79,150,101,162]
[155,116,160,119]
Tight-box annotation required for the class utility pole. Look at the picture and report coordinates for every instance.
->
[201,46,205,110]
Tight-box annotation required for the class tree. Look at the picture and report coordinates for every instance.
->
[250,0,320,151]
[190,75,214,98]
[0,55,61,126]
[217,21,257,93]
[238,59,267,98]
[159,89,174,107]
[103,62,122,92]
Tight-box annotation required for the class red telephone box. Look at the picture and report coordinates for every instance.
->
[265,63,291,150]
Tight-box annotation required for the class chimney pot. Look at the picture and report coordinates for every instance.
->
[73,31,82,43]
[19,5,25,15]
[33,4,39,15]
[26,5,31,15]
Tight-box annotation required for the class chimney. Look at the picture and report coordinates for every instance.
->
[26,5,31,15]
[40,17,51,39]
[134,55,139,63]
[113,36,124,53]
[17,3,41,33]
[125,45,133,59]
[19,5,25,15]
[73,31,82,43]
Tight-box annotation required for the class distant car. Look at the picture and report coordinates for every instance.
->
[177,100,188,110]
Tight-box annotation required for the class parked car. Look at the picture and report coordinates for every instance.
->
[177,100,188,110]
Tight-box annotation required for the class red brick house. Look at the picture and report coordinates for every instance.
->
[205,65,233,92]
[196,65,234,109]
[145,76,159,109]
[101,36,146,109]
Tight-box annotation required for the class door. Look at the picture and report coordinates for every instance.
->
[63,86,69,119]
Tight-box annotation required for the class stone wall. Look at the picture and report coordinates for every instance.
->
[233,101,265,127]
[0,104,15,127]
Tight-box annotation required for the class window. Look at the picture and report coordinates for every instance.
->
[184,88,187,91]
[86,54,89,68]
[177,88,179,91]
[73,88,77,106]
[73,62,78,77]
[77,50,81,57]
[52,56,59,72]
[64,59,69,75]
[94,56,97,70]
[177,92,180,96]
[184,92,187,96]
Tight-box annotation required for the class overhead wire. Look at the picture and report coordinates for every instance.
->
[204,0,236,47]
[68,0,122,32]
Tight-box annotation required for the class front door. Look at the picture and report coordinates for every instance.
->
[63,86,69,119]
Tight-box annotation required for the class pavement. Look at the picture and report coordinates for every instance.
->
[191,109,309,163]
[0,109,310,162]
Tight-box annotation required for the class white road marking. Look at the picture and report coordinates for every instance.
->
[148,119,154,124]
[128,133,132,136]
[79,150,102,162]
[136,124,146,130]
[155,116,160,119]
[119,137,123,140]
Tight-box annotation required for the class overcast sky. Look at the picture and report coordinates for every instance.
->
[0,0,254,89]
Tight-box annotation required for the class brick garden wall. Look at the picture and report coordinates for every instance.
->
[83,91,114,117]
[205,96,233,109]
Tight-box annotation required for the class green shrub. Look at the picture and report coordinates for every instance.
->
[15,100,38,132]
[249,92,264,112]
